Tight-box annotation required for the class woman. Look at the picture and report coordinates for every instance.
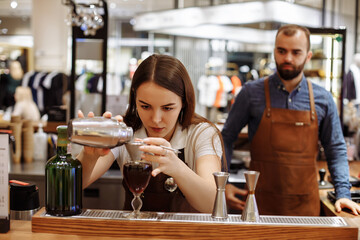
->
[77,54,224,213]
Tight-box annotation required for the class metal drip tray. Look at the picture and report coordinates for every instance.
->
[40,209,349,227]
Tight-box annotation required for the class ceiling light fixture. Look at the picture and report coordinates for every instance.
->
[63,0,106,36]
[10,0,18,9]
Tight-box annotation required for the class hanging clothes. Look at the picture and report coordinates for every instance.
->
[230,75,242,104]
[20,71,67,116]
[197,75,219,107]
[213,75,233,108]
[344,64,360,104]
[213,76,224,108]
[42,71,65,113]
[32,71,47,111]
[97,73,122,95]
[76,72,94,93]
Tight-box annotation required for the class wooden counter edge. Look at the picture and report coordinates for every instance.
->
[31,208,358,239]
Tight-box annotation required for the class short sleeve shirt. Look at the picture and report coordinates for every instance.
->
[111,122,223,172]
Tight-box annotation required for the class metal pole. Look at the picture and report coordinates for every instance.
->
[355,0,359,53]
[102,0,108,115]
[322,0,326,27]
[70,27,76,119]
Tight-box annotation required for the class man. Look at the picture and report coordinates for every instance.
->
[222,24,360,216]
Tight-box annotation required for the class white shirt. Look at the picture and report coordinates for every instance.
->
[197,75,220,107]
[111,122,223,172]
[217,75,233,107]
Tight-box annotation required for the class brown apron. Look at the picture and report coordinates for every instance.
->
[250,78,320,216]
[123,149,198,213]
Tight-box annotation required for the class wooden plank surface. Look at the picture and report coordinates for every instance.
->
[32,208,358,239]
[3,220,146,240]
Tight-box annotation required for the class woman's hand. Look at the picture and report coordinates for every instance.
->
[77,110,123,122]
[76,110,120,189]
[77,110,123,157]
[139,137,182,177]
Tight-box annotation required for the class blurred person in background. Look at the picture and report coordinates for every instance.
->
[12,86,40,121]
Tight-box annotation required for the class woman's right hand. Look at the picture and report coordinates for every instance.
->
[77,110,123,157]
[77,110,122,189]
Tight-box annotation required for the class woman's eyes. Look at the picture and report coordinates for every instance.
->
[140,105,173,111]
[163,106,174,111]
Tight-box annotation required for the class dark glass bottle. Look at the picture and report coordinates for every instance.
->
[45,125,82,216]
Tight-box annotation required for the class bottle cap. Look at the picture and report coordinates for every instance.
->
[10,180,39,211]
[57,125,67,133]
[57,125,68,137]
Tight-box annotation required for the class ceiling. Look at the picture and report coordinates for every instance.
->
[0,0,323,19]
[0,0,173,18]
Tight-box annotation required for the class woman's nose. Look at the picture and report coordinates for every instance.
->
[151,109,162,123]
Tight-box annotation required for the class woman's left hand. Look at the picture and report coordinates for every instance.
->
[139,137,182,177]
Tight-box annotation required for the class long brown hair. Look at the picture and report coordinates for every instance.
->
[123,54,227,171]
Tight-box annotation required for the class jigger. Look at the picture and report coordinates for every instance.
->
[212,172,230,219]
[241,170,260,222]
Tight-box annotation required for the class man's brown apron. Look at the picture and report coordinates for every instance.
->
[123,149,198,213]
[250,78,320,216]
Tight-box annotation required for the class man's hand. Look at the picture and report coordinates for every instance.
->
[335,198,360,216]
[225,183,248,211]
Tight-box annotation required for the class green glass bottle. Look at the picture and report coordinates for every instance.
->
[45,125,82,216]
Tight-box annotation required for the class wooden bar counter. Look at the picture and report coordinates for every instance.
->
[318,160,360,233]
[1,210,357,240]
[2,160,360,239]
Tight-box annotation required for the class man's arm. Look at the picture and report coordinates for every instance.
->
[221,85,251,170]
[319,91,351,200]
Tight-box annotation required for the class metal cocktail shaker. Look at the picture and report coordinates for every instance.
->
[68,117,133,148]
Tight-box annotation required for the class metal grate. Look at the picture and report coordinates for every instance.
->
[42,209,348,227]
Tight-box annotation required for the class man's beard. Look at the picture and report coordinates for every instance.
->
[276,60,306,81]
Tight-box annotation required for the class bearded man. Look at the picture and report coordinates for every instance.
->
[222,24,360,216]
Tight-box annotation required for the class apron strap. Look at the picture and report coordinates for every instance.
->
[264,77,271,117]
[307,78,316,121]
[265,77,316,121]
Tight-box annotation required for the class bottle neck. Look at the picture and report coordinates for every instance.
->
[56,145,68,156]
[56,137,68,156]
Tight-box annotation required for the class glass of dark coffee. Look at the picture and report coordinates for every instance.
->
[123,141,152,218]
